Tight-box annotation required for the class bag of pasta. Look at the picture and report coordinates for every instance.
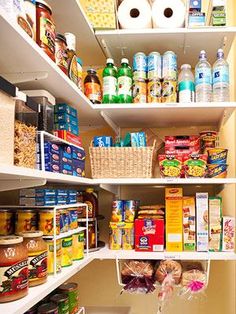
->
[183,154,207,178]
[158,155,183,178]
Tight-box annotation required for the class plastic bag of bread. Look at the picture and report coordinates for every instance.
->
[137,205,165,219]
[121,260,156,294]
[179,269,208,299]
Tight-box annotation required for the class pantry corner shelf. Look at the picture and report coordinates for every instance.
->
[96,27,236,66]
[43,227,87,240]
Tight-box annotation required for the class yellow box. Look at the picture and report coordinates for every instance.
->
[122,223,134,250]
[82,0,116,14]
[109,222,122,250]
[165,188,183,251]
[183,196,196,251]
[109,222,134,250]
[87,13,116,30]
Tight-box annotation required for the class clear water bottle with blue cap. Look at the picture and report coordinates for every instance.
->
[195,50,212,102]
[213,49,229,102]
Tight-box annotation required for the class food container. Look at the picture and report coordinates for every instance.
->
[20,231,47,287]
[50,294,69,314]
[15,209,38,234]
[0,209,14,235]
[72,231,84,261]
[39,210,60,235]
[61,236,73,267]
[123,200,139,223]
[158,154,183,178]
[55,33,69,75]
[59,209,69,233]
[68,208,78,229]
[0,236,28,303]
[183,154,208,178]
[58,282,79,314]
[45,239,62,274]
[200,130,217,153]
[38,302,58,314]
[207,148,228,165]
[208,164,228,178]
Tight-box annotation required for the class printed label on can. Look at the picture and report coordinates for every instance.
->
[40,17,55,53]
[148,80,162,103]
[162,80,177,103]
[163,52,177,80]
[148,53,162,80]
[133,80,147,103]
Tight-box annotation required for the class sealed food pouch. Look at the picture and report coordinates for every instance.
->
[179,269,208,299]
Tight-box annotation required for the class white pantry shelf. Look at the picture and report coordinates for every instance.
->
[0,10,103,126]
[38,131,84,150]
[43,227,87,240]
[94,102,236,128]
[96,27,236,66]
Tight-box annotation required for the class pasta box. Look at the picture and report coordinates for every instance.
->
[134,218,164,252]
[54,103,77,118]
[54,113,78,126]
[72,147,85,161]
[54,130,82,147]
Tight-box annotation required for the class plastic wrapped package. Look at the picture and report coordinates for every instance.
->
[179,269,208,299]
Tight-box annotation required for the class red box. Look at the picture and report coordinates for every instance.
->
[54,130,82,147]
[135,219,164,252]
[165,136,200,147]
[165,145,200,155]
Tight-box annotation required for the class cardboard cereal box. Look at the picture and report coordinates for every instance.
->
[135,219,164,252]
[196,193,209,252]
[183,196,196,251]
[209,197,222,252]
[165,188,183,251]
[222,217,235,252]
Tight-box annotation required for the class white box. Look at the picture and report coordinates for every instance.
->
[222,217,235,252]
[196,193,208,252]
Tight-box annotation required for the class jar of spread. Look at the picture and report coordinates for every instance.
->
[84,69,102,104]
[44,239,62,274]
[0,209,14,235]
[0,236,28,303]
[50,293,69,314]
[39,210,60,236]
[61,236,73,267]
[15,209,38,234]
[55,33,68,75]
[19,231,47,287]
[58,282,78,314]
[38,302,58,314]
[36,1,56,61]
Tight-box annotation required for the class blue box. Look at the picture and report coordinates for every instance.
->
[189,0,201,11]
[94,136,113,147]
[189,12,205,26]
[35,189,56,197]
[44,142,61,155]
[67,190,77,197]
[56,199,67,205]
[72,160,85,177]
[35,198,56,206]
[61,145,72,159]
[56,190,68,197]
[61,163,73,171]
[61,169,73,176]
[54,103,77,118]
[45,161,61,172]
[45,153,60,163]
[54,122,79,136]
[130,132,146,147]
[72,147,85,161]
[66,198,77,204]
[54,113,78,127]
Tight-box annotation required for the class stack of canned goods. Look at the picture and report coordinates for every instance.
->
[132,51,177,103]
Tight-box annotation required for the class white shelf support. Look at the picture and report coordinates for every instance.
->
[0,178,46,191]
[100,111,121,136]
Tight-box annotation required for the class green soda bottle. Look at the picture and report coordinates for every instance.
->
[102,58,117,104]
[118,58,133,103]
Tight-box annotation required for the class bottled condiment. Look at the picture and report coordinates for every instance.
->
[0,236,28,303]
[55,33,69,75]
[64,32,78,85]
[83,188,98,217]
[84,69,102,104]
[0,209,14,235]
[50,294,69,314]
[77,57,83,91]
[15,209,38,234]
[58,282,79,314]
[38,302,58,314]
[36,1,55,61]
[20,231,47,287]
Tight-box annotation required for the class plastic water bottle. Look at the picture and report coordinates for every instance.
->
[178,64,195,103]
[213,49,230,102]
[102,58,117,104]
[118,58,133,103]
[195,50,212,102]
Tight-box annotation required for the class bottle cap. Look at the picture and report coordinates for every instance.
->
[199,50,207,59]
[106,58,114,65]
[121,58,129,64]
[181,64,191,70]
[217,48,224,58]
[64,32,76,51]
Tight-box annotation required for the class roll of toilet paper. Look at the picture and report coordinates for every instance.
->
[152,0,186,28]
[118,0,152,29]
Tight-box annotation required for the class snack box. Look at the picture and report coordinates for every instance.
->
[54,113,78,126]
[165,188,183,251]
[35,189,56,198]
[93,136,113,147]
[207,148,228,165]
[165,136,200,147]
[44,152,60,163]
[44,142,61,155]
[54,122,79,136]
[54,130,82,147]
[67,190,77,197]
[122,223,134,250]
[189,0,202,11]
[109,222,122,250]
[66,198,77,204]
[56,199,67,205]
[60,145,72,159]
[72,160,85,177]
[54,103,77,118]
[165,145,200,155]
[158,154,183,178]
[61,157,73,165]
[183,154,207,178]
[183,197,196,251]
[222,217,235,252]
[72,147,85,161]
[196,193,209,252]
[209,197,222,252]
[135,218,164,252]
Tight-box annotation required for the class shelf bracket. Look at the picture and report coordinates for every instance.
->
[217,108,234,131]
[100,184,119,196]
[0,179,46,192]
[100,111,120,136]
[0,72,48,84]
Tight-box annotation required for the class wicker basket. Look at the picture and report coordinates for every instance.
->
[89,141,156,178]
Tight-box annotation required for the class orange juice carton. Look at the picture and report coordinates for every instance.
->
[222,217,235,252]
[165,188,183,251]
[183,196,196,251]
[209,197,222,252]
[135,219,164,252]
[122,223,134,250]
[196,193,209,252]
[109,222,122,250]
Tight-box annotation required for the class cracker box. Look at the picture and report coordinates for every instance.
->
[222,217,235,252]
[183,196,196,251]
[135,219,164,252]
[209,197,222,252]
[196,193,209,252]
[165,188,183,251]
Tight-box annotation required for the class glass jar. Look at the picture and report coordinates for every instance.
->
[15,209,38,234]
[84,69,102,104]
[0,209,14,235]
[38,302,58,314]
[55,33,68,75]
[50,294,69,314]
[20,231,47,287]
[36,1,56,61]
[0,236,28,303]
[39,210,60,236]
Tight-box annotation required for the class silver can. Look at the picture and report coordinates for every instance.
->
[162,51,177,81]
[133,52,147,80]
[148,52,162,81]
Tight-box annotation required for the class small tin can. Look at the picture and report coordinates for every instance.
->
[72,231,84,261]
[162,80,177,103]
[38,302,58,314]
[50,293,69,314]
[61,236,73,267]
[45,239,62,274]
[111,200,124,222]
[39,210,60,236]
[68,208,78,229]
[133,79,147,103]
[147,80,162,103]
[148,52,162,81]
[59,209,69,233]
[15,209,38,234]
[58,282,79,314]
[0,209,14,235]
[124,200,139,222]
[162,51,177,81]
[133,52,147,80]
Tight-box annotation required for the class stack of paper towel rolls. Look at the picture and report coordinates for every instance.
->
[117,0,186,29]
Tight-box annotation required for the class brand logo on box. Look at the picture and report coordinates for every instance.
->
[139,236,149,247]
[142,219,156,235]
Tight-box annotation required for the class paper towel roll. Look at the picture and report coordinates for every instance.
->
[152,0,186,28]
[118,0,152,29]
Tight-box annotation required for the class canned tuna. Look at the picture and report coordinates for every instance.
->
[162,51,177,81]
[148,52,162,81]
[133,52,147,80]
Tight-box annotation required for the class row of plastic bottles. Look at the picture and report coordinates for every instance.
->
[179,49,230,103]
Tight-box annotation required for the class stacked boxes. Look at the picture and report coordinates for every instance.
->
[188,0,206,27]
[196,193,209,252]
[209,197,222,252]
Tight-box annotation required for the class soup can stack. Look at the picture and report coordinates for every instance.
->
[162,51,178,103]
[132,52,147,103]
